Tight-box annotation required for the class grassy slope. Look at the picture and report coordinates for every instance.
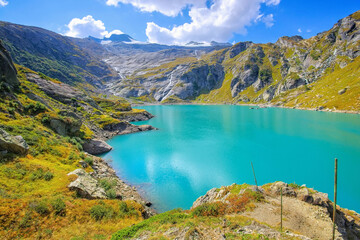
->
[0,67,148,239]
[276,56,360,112]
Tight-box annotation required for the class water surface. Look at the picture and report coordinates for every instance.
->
[101,105,360,213]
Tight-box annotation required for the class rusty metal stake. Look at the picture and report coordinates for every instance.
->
[332,158,338,240]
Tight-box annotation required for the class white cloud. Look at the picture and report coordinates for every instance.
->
[0,0,8,7]
[105,29,124,38]
[65,15,123,39]
[106,0,203,17]
[306,29,311,33]
[144,0,280,45]
[261,14,275,28]
[298,28,302,33]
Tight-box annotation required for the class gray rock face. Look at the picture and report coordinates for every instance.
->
[83,139,113,155]
[0,128,29,155]
[67,169,107,199]
[114,110,154,122]
[26,73,95,105]
[0,40,19,89]
[49,117,82,136]
[231,64,259,97]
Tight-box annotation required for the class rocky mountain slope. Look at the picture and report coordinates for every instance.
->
[108,11,360,113]
[0,41,157,239]
[112,182,360,240]
[0,21,228,93]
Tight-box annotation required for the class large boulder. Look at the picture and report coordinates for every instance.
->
[0,40,19,90]
[0,128,29,155]
[83,139,112,155]
[67,169,107,199]
[48,117,82,136]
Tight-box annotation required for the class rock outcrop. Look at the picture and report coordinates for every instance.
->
[0,128,29,155]
[0,40,19,90]
[191,182,360,240]
[83,139,113,155]
[67,169,107,199]
[67,155,155,217]
[102,121,157,138]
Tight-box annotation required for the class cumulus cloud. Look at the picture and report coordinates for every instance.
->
[106,0,203,17]
[0,0,8,7]
[105,29,124,38]
[298,28,302,33]
[144,0,280,45]
[65,15,123,39]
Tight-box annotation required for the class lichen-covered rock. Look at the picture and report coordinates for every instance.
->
[83,139,113,155]
[48,117,82,136]
[67,169,107,199]
[0,128,29,155]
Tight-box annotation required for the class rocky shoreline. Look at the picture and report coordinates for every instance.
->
[68,153,156,217]
[69,109,158,216]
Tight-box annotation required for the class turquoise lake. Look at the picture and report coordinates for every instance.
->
[101,105,360,213]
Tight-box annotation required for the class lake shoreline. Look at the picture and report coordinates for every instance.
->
[132,102,360,115]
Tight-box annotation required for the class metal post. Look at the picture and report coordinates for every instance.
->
[251,162,258,188]
[332,158,338,240]
[281,187,283,232]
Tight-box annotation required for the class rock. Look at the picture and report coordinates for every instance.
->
[191,187,229,209]
[0,128,29,155]
[48,117,82,136]
[113,110,154,122]
[338,88,347,95]
[0,40,19,90]
[270,182,297,197]
[25,73,96,106]
[103,121,157,136]
[83,139,113,155]
[79,160,88,168]
[312,192,329,206]
[67,169,107,199]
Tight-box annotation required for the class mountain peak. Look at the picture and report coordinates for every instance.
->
[104,33,134,42]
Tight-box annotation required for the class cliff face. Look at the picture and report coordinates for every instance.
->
[108,11,360,112]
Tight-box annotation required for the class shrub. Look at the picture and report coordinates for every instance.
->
[19,211,32,228]
[106,189,117,199]
[51,198,66,216]
[90,203,114,221]
[192,202,226,217]
[84,157,93,166]
[44,171,54,181]
[29,168,44,181]
[99,179,117,191]
[289,182,301,189]
[30,201,50,216]
[24,102,47,115]
[119,202,138,218]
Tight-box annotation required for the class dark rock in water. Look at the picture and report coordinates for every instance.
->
[83,139,113,155]
[0,40,19,90]
[0,128,29,155]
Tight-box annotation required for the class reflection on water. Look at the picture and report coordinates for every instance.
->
[101,105,360,213]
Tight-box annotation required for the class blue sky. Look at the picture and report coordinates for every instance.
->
[0,0,359,45]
